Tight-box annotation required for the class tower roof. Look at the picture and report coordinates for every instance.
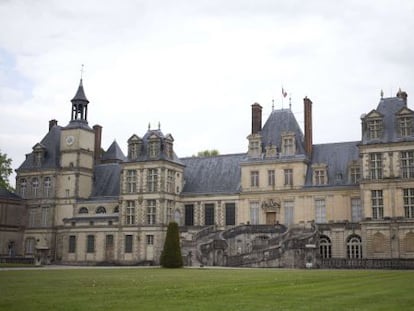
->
[71,79,89,103]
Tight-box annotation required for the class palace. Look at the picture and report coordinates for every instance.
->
[1,79,414,268]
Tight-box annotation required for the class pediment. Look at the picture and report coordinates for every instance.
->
[165,133,174,142]
[365,109,383,119]
[396,107,414,116]
[127,134,141,143]
[32,143,46,151]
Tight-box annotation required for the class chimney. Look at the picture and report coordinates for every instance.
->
[251,103,262,134]
[49,119,58,131]
[304,97,313,156]
[93,124,102,163]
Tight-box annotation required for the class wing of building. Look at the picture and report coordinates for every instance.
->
[2,81,414,268]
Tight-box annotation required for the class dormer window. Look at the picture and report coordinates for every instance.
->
[367,119,383,140]
[164,134,174,159]
[312,164,328,185]
[32,143,46,167]
[399,116,413,137]
[127,135,142,160]
[281,132,295,156]
[349,165,361,184]
[149,141,160,158]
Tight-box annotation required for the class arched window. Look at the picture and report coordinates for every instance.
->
[319,235,332,259]
[31,178,39,197]
[44,177,52,198]
[347,235,362,259]
[19,178,27,198]
[113,206,119,213]
[78,207,89,214]
[96,206,106,214]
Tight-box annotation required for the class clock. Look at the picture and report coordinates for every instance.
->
[65,135,75,146]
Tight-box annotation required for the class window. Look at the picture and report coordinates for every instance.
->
[25,238,35,255]
[315,199,326,223]
[41,207,49,226]
[69,235,76,253]
[225,203,236,225]
[146,235,154,245]
[185,204,194,226]
[370,153,382,179]
[147,200,156,225]
[34,151,43,166]
[86,235,95,253]
[284,201,294,226]
[268,170,275,186]
[347,235,362,259]
[351,198,362,222]
[250,201,259,225]
[113,206,119,213]
[126,201,135,225]
[403,188,414,218]
[44,177,51,197]
[282,137,294,155]
[399,116,412,137]
[149,142,159,158]
[284,169,293,186]
[367,119,383,139]
[19,178,27,198]
[166,170,175,193]
[319,236,331,259]
[147,168,158,192]
[126,170,137,193]
[125,235,133,253]
[65,189,70,197]
[371,190,384,219]
[250,171,259,187]
[96,206,106,214]
[249,140,260,154]
[204,204,215,225]
[350,166,361,184]
[128,142,139,159]
[28,209,36,227]
[401,151,414,178]
[32,178,39,197]
[314,169,326,185]
[78,207,88,214]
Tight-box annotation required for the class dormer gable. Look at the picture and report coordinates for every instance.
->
[32,143,47,166]
[280,131,296,156]
[247,133,262,158]
[362,109,384,140]
[396,107,414,137]
[127,134,142,160]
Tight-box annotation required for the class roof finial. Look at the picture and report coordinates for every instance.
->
[380,89,384,99]
[158,121,161,130]
[272,98,274,111]
[289,94,292,110]
[148,122,151,130]
[80,64,84,80]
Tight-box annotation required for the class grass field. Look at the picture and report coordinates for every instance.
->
[0,267,413,311]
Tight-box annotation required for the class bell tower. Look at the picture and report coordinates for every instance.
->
[71,79,89,123]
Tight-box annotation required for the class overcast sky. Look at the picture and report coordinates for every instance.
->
[1,0,414,186]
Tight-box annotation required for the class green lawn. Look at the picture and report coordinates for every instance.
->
[0,267,413,311]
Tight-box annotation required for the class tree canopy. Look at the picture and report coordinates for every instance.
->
[0,150,13,190]
[160,222,183,268]
[195,149,220,157]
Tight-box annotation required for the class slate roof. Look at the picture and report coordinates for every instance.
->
[17,125,62,171]
[90,163,121,198]
[362,96,414,144]
[71,79,89,103]
[102,141,126,162]
[261,108,306,155]
[0,186,21,200]
[305,141,360,186]
[180,153,246,195]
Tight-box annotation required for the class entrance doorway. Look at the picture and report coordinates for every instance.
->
[266,212,276,225]
[105,235,114,261]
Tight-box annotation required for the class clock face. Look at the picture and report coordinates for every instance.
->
[66,135,75,146]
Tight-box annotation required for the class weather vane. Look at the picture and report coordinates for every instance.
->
[80,64,84,80]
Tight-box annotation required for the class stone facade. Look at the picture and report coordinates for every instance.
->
[4,81,414,268]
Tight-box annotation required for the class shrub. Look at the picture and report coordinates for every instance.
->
[160,222,183,268]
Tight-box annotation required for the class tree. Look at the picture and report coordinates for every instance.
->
[0,150,13,191]
[195,149,220,157]
[160,222,183,268]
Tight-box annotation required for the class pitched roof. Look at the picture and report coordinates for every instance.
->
[305,141,360,186]
[261,109,306,155]
[17,125,62,171]
[90,163,121,197]
[180,153,246,195]
[0,186,21,200]
[102,141,126,162]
